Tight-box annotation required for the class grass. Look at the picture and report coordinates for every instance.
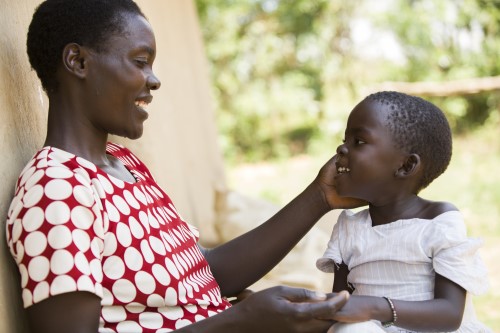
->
[226,126,500,332]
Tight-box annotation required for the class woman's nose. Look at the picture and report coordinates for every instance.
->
[147,73,161,90]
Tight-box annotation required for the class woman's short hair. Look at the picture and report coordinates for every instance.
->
[27,0,144,92]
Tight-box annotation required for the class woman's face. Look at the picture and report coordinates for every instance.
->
[84,13,161,140]
[334,99,407,204]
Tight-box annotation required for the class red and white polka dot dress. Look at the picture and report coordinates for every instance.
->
[6,142,231,332]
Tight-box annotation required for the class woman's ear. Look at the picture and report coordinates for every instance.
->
[62,43,88,79]
[395,154,421,178]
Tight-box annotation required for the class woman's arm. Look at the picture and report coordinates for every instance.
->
[329,274,466,332]
[25,288,349,333]
[203,155,366,296]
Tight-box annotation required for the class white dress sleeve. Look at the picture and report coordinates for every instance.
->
[431,211,490,295]
[316,210,347,272]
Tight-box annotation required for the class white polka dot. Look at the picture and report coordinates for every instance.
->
[103,287,113,303]
[97,174,114,194]
[116,223,132,247]
[93,213,105,238]
[126,302,146,314]
[76,156,97,172]
[50,250,74,275]
[45,166,73,179]
[135,271,156,295]
[102,305,127,323]
[146,294,164,307]
[148,212,159,229]
[74,252,91,275]
[149,236,166,256]
[138,211,150,233]
[103,233,118,257]
[25,170,45,190]
[124,190,140,209]
[112,279,136,303]
[73,185,94,207]
[23,184,44,208]
[44,179,73,200]
[11,219,23,243]
[71,206,94,229]
[184,304,198,314]
[24,231,48,257]
[90,259,103,283]
[90,238,104,259]
[164,258,180,280]
[116,321,142,332]
[109,176,125,189]
[172,255,185,275]
[133,187,147,205]
[140,240,155,264]
[139,312,163,329]
[74,168,91,185]
[177,281,187,303]
[151,186,164,199]
[159,303,183,319]
[124,247,143,271]
[72,229,91,252]
[50,275,76,295]
[33,281,50,303]
[129,217,144,239]
[77,275,95,291]
[113,195,130,215]
[22,289,33,306]
[47,225,72,249]
[45,201,70,225]
[159,232,172,252]
[105,200,120,223]
[15,241,25,265]
[19,166,36,187]
[152,264,171,286]
[36,159,48,169]
[91,179,106,199]
[103,256,125,280]
[22,207,45,232]
[50,149,74,161]
[19,264,29,288]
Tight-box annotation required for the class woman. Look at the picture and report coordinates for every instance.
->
[6,1,359,332]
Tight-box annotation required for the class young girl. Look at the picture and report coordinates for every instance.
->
[316,91,491,333]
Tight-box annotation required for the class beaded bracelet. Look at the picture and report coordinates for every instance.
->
[381,296,397,328]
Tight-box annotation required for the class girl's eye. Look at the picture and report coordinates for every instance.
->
[355,139,366,145]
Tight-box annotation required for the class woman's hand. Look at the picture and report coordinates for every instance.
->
[314,155,367,210]
[232,286,349,333]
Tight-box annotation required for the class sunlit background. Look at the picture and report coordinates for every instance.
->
[195,0,500,330]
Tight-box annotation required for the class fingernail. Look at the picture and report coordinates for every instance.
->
[313,292,327,300]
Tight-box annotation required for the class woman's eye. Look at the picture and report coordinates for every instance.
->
[135,59,148,67]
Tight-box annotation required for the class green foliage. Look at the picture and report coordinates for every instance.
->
[195,0,500,162]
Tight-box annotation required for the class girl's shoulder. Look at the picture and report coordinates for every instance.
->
[418,199,458,220]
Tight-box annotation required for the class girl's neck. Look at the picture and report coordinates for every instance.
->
[368,195,431,226]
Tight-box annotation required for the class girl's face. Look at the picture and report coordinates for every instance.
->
[334,99,407,204]
[84,13,161,140]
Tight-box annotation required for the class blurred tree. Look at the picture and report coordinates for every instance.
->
[195,0,500,161]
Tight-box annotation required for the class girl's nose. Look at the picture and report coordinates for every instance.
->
[337,143,348,155]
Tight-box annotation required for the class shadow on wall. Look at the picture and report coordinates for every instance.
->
[0,1,49,332]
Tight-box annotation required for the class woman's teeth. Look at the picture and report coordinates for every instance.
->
[135,100,148,107]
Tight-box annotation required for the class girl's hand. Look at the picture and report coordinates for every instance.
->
[314,155,367,210]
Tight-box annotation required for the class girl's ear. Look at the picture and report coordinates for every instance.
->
[395,154,421,178]
[62,43,89,79]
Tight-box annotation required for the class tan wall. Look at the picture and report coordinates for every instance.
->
[0,1,226,331]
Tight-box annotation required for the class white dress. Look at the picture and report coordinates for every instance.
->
[317,209,491,333]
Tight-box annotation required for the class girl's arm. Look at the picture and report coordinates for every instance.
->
[329,273,466,332]
[332,262,351,293]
